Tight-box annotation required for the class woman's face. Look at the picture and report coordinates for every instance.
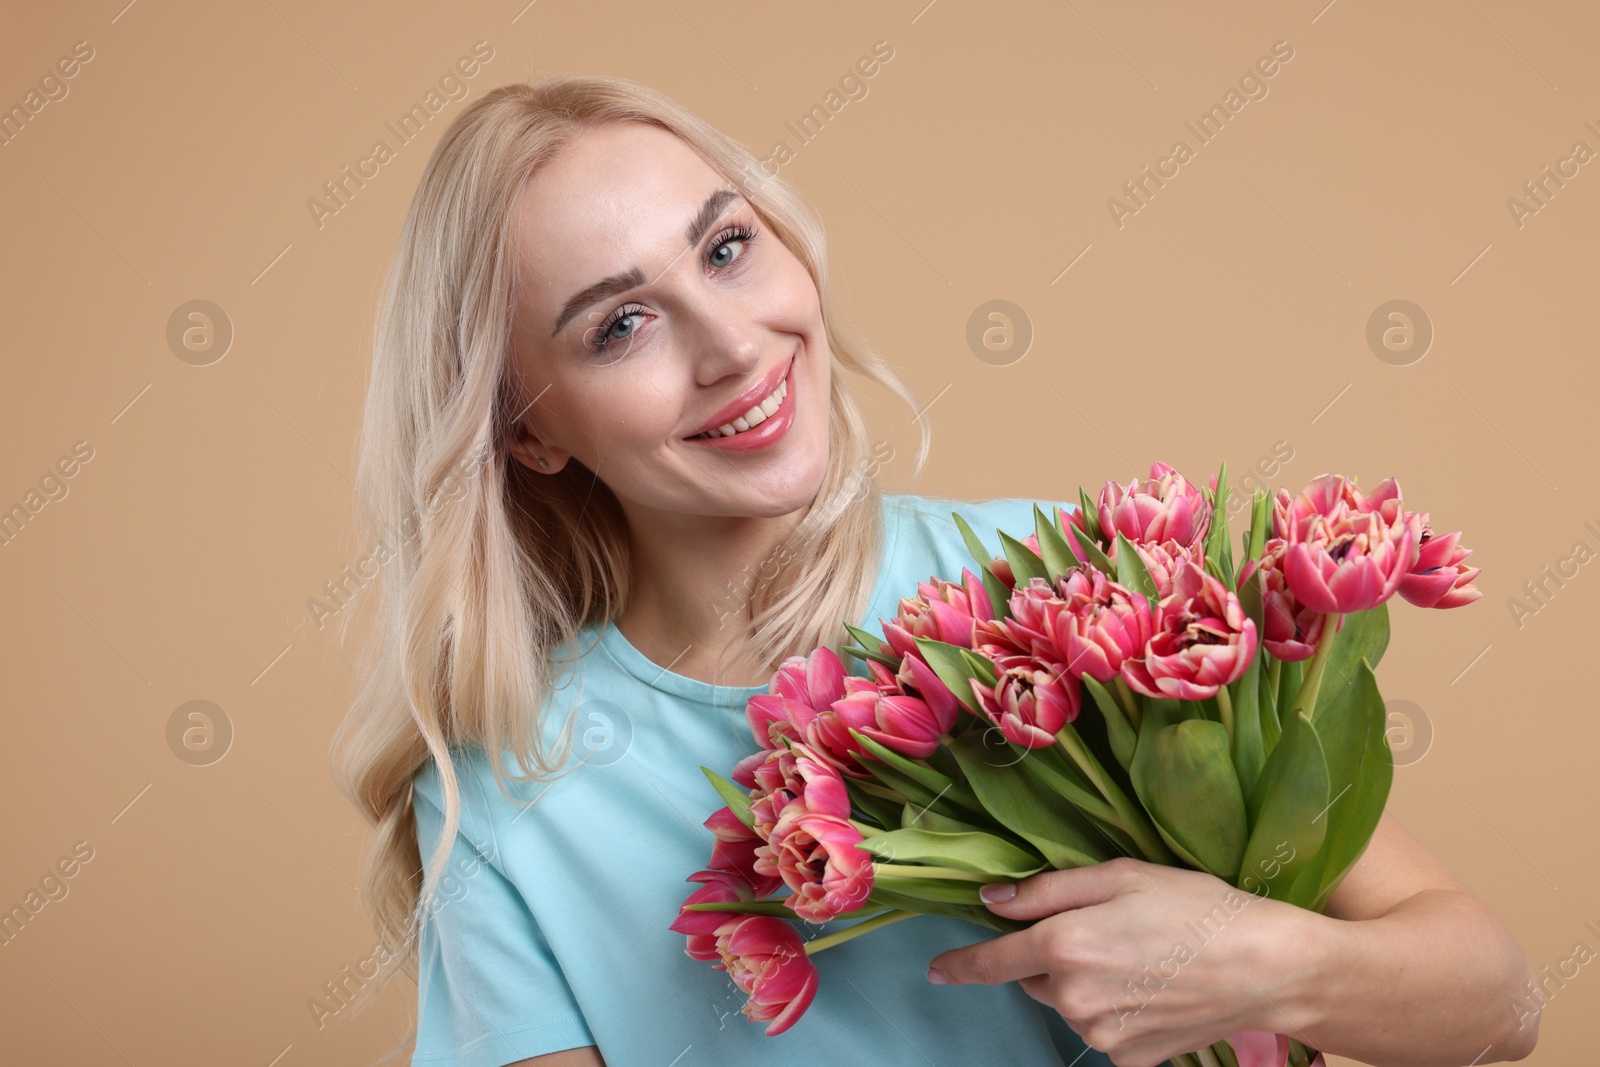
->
[504,121,832,520]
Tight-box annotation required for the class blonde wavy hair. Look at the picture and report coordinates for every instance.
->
[328,72,931,1054]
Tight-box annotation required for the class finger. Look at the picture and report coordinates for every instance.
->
[926,924,1052,987]
[980,858,1147,920]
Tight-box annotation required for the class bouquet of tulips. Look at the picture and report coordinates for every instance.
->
[670,462,1481,1067]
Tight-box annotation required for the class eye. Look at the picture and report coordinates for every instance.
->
[707,223,758,270]
[587,303,647,353]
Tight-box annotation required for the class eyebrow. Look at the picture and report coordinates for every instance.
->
[550,186,744,338]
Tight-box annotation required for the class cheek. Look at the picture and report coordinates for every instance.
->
[567,374,679,450]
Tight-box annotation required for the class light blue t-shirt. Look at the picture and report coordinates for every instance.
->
[409,492,1114,1067]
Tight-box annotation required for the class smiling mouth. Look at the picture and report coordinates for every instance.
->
[688,367,791,439]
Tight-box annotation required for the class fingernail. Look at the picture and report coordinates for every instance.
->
[979,882,1016,903]
[926,965,946,985]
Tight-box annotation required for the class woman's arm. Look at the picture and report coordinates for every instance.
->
[925,809,1540,1066]
[1287,811,1540,1063]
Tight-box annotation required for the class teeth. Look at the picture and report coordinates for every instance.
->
[700,376,788,438]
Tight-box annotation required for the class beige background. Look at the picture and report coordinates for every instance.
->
[1,0,1594,1063]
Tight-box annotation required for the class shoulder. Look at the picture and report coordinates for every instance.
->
[410,744,516,860]
[877,491,1080,595]
[884,492,1079,552]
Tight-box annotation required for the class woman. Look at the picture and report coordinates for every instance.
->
[330,74,1539,1067]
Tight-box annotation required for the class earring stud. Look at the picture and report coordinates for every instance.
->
[537,456,549,470]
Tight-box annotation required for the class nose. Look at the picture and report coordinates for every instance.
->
[684,286,764,388]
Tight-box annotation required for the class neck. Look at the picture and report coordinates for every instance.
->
[613,497,814,687]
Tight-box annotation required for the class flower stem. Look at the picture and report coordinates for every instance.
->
[1267,656,1282,706]
[850,819,885,837]
[1113,676,1143,731]
[803,909,917,954]
[1056,723,1176,865]
[1194,1047,1225,1067]
[871,862,992,882]
[1214,684,1235,737]
[1291,612,1343,721]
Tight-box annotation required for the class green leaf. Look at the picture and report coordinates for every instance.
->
[1246,488,1270,564]
[957,648,1000,689]
[1128,719,1249,881]
[862,885,982,925]
[848,729,957,796]
[900,802,993,836]
[861,760,945,813]
[846,779,904,830]
[1293,658,1394,912]
[1204,461,1236,588]
[1065,521,1117,576]
[1011,740,1121,826]
[913,636,982,715]
[1239,708,1327,905]
[856,828,1047,879]
[1076,488,1103,542]
[1259,663,1282,753]
[1081,674,1138,770]
[947,731,1114,869]
[998,529,1049,587]
[842,623,901,668]
[952,509,995,572]
[868,870,986,905]
[951,511,1016,620]
[1112,531,1159,601]
[1276,659,1303,731]
[700,766,754,830]
[1238,558,1266,641]
[840,643,901,669]
[1309,605,1391,721]
[1231,653,1267,800]
[1034,503,1081,579]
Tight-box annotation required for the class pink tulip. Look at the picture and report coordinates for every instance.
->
[747,742,852,837]
[1274,471,1411,536]
[988,569,1154,685]
[1058,568,1155,683]
[1272,473,1387,542]
[1099,461,1213,550]
[968,653,1082,748]
[883,568,994,656]
[1238,539,1331,664]
[978,576,1069,663]
[1115,538,1200,600]
[1226,1031,1326,1067]
[705,806,786,898]
[757,810,875,922]
[808,675,957,770]
[891,646,969,728]
[743,647,849,756]
[1282,505,1415,615]
[1122,559,1258,701]
[670,869,757,961]
[1398,519,1483,609]
[709,914,821,1036]
[1229,1030,1289,1067]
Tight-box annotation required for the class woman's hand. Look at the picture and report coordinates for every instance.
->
[924,857,1317,1067]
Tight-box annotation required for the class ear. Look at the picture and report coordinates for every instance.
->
[503,415,570,474]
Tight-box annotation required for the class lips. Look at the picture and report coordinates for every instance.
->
[686,355,794,439]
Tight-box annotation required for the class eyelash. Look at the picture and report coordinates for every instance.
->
[586,222,760,353]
